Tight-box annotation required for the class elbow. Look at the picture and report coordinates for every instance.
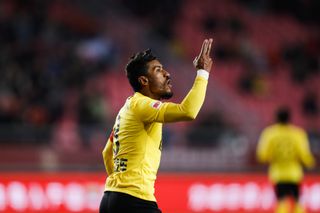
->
[102,149,110,163]
[257,153,268,164]
[258,158,267,164]
[183,106,200,120]
[187,114,197,121]
[184,111,198,121]
[175,104,200,121]
[102,149,107,158]
[305,159,316,169]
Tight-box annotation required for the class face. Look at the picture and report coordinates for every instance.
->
[146,60,173,100]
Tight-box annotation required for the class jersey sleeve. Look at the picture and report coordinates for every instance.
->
[133,76,208,123]
[162,76,208,122]
[296,129,316,168]
[102,131,114,175]
[256,128,271,163]
[132,75,208,123]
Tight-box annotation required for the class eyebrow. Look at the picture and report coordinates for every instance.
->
[153,65,163,69]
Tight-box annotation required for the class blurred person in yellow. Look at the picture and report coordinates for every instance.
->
[257,107,315,213]
[99,38,213,213]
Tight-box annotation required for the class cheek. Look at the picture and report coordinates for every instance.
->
[150,82,167,95]
[148,80,160,91]
[149,77,162,88]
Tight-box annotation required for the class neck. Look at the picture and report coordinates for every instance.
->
[139,88,160,100]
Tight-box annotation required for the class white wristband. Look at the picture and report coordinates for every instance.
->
[197,69,209,80]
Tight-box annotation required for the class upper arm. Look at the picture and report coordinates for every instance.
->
[133,98,166,123]
[133,99,198,123]
[256,130,271,163]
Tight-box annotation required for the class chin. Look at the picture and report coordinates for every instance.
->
[161,92,173,100]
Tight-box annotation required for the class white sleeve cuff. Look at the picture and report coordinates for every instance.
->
[197,69,209,80]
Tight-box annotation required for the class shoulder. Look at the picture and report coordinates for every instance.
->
[131,93,163,111]
[259,124,280,138]
[262,124,276,133]
[289,124,307,135]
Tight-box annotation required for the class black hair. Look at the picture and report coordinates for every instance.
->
[125,49,157,92]
[276,106,291,124]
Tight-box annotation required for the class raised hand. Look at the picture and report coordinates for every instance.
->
[193,38,213,73]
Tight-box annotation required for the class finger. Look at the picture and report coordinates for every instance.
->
[199,39,208,57]
[193,56,198,62]
[206,38,213,56]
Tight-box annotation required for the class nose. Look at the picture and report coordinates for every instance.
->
[163,69,170,78]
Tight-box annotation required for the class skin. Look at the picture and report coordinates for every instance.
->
[139,38,213,100]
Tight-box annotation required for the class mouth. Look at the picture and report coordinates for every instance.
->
[167,79,172,88]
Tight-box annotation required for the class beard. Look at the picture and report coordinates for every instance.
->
[161,91,173,99]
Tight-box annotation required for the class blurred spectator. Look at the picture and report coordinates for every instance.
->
[0,0,117,145]
[187,111,229,148]
[76,35,117,66]
[51,118,82,152]
[282,41,319,84]
[121,0,182,40]
[78,92,108,125]
[238,67,268,97]
[301,91,319,118]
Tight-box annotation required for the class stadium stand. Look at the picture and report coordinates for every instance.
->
[0,0,319,171]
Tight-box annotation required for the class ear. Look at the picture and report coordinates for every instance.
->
[138,76,149,86]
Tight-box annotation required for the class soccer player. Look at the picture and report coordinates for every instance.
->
[256,107,315,213]
[99,38,213,213]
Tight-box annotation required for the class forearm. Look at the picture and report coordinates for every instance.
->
[163,71,208,122]
[301,151,315,168]
[257,149,269,163]
[102,139,114,175]
[299,135,316,168]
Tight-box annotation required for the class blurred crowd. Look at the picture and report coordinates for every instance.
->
[175,0,319,136]
[0,0,118,124]
[0,0,120,146]
[0,0,319,167]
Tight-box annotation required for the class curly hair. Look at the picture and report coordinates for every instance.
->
[125,49,157,92]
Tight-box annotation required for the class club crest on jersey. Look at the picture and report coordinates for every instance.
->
[151,101,162,109]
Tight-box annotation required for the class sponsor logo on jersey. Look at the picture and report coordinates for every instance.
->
[151,101,162,109]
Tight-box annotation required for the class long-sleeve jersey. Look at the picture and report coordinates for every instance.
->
[257,124,315,184]
[102,73,208,201]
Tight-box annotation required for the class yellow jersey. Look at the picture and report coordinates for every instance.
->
[257,124,315,183]
[102,74,208,201]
